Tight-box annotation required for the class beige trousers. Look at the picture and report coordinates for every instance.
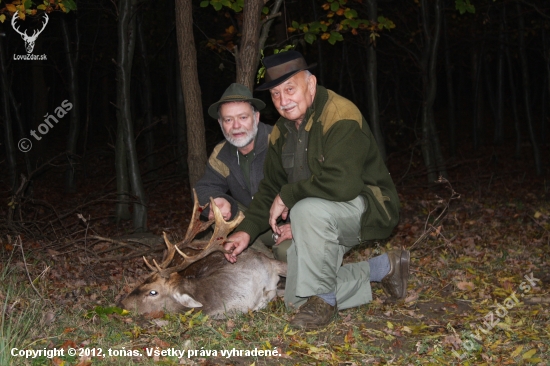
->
[283,196,372,310]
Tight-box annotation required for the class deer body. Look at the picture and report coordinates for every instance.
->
[121,251,286,318]
[119,190,287,318]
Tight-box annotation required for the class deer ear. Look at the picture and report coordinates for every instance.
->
[173,293,203,308]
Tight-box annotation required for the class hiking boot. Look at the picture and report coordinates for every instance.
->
[381,248,410,300]
[289,296,337,330]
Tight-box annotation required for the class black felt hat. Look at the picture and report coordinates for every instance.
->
[256,51,316,91]
[208,83,266,119]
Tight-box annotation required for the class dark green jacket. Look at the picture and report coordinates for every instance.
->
[236,86,400,241]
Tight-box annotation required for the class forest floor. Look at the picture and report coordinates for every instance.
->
[1,140,549,366]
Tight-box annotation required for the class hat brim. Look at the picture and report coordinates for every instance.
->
[208,97,266,119]
[255,63,316,91]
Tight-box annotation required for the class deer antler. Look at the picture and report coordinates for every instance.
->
[143,189,244,278]
[11,12,25,38]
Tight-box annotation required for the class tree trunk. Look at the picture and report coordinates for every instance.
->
[393,60,403,127]
[61,16,80,193]
[115,1,131,223]
[115,123,131,222]
[175,0,207,189]
[116,0,147,230]
[82,14,102,177]
[516,2,542,175]
[427,0,446,179]
[258,0,284,52]
[31,46,48,165]
[443,5,456,156]
[506,47,521,158]
[420,0,445,183]
[365,0,386,160]
[472,46,484,150]
[10,90,32,178]
[0,33,17,192]
[344,42,357,110]
[310,0,325,85]
[503,4,521,158]
[543,26,550,145]
[236,0,263,89]
[483,56,498,134]
[176,64,188,175]
[137,11,156,175]
[494,6,505,145]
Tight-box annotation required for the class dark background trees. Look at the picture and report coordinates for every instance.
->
[0,0,549,234]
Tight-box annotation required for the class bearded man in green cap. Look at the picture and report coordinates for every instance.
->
[223,52,409,330]
[195,83,291,261]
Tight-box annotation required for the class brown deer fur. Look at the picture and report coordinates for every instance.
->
[119,190,287,318]
[120,251,286,318]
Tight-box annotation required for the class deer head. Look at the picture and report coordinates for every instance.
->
[120,189,244,314]
[12,12,49,54]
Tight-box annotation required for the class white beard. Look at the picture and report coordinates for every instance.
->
[223,118,259,148]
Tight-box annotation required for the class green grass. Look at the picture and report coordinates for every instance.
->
[0,250,45,366]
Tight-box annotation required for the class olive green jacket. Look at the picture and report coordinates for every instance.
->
[236,86,400,241]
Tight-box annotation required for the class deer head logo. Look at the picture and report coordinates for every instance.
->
[11,12,49,54]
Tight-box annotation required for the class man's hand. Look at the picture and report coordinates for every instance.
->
[269,194,289,234]
[274,223,292,245]
[224,231,250,263]
[208,197,232,221]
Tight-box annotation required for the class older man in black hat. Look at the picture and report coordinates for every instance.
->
[223,52,409,330]
[195,83,291,260]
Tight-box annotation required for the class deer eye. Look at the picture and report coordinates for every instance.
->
[148,290,158,296]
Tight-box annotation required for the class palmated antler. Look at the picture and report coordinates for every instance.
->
[143,189,244,278]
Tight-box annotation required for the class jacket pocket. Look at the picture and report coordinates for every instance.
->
[281,153,295,175]
[367,185,391,221]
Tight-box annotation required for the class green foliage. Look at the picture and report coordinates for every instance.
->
[0,0,76,22]
[304,32,317,44]
[328,30,343,45]
[84,306,129,321]
[455,0,475,14]
[377,15,395,30]
[201,0,244,12]
[287,2,395,46]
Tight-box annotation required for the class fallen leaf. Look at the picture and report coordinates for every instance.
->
[522,348,537,359]
[405,291,419,303]
[61,340,77,349]
[510,345,523,358]
[456,281,475,291]
[153,337,170,348]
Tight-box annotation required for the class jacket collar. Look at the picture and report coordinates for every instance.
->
[302,85,328,131]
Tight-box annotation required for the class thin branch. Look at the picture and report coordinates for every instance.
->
[409,177,460,250]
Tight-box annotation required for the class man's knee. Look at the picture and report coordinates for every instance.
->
[290,198,334,226]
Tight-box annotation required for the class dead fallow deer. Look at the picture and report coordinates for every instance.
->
[119,191,287,319]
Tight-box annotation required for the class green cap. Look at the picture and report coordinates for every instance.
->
[208,83,266,119]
